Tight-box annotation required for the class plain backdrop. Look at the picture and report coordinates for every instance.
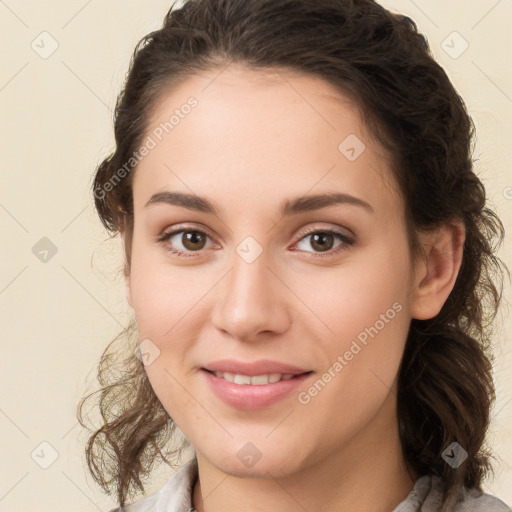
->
[0,1,511,510]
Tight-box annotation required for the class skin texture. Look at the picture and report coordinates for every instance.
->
[122,65,465,512]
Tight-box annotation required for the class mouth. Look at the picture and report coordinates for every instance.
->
[203,369,311,385]
[200,364,314,410]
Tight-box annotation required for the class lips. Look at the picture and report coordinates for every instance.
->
[203,358,310,376]
[201,359,313,410]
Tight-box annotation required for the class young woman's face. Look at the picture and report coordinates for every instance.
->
[126,65,417,477]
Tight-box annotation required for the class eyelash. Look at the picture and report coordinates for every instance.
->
[156,225,355,259]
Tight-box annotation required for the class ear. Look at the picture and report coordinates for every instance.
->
[118,215,133,308]
[410,221,465,320]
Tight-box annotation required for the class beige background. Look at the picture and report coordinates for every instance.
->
[0,0,510,510]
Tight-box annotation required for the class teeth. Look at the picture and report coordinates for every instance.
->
[233,373,251,385]
[213,371,296,385]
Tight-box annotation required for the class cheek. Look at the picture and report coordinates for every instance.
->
[293,237,411,345]
[129,240,209,338]
[128,243,211,409]
[294,239,411,401]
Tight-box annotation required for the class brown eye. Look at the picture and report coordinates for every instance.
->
[180,231,207,251]
[158,228,214,256]
[309,232,335,252]
[294,228,354,256]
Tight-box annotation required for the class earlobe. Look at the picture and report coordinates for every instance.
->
[410,221,465,320]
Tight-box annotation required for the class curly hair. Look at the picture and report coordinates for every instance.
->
[78,0,508,510]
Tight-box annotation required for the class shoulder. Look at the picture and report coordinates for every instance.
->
[448,481,511,512]
[402,474,511,512]
[108,457,198,512]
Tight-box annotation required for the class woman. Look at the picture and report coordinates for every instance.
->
[79,1,511,510]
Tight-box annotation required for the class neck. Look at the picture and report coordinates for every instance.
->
[192,393,416,512]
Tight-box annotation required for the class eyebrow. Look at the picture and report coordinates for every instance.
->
[144,190,374,216]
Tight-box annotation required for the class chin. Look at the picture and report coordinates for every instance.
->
[198,439,309,479]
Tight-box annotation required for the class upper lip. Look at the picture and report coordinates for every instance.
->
[203,359,311,376]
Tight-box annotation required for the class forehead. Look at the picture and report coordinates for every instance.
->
[133,65,401,220]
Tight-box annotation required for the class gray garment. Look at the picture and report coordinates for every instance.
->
[112,458,511,512]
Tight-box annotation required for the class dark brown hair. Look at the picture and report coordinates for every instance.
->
[78,0,508,510]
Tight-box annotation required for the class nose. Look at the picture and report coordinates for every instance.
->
[211,247,291,343]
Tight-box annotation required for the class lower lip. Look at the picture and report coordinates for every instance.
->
[201,369,313,410]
